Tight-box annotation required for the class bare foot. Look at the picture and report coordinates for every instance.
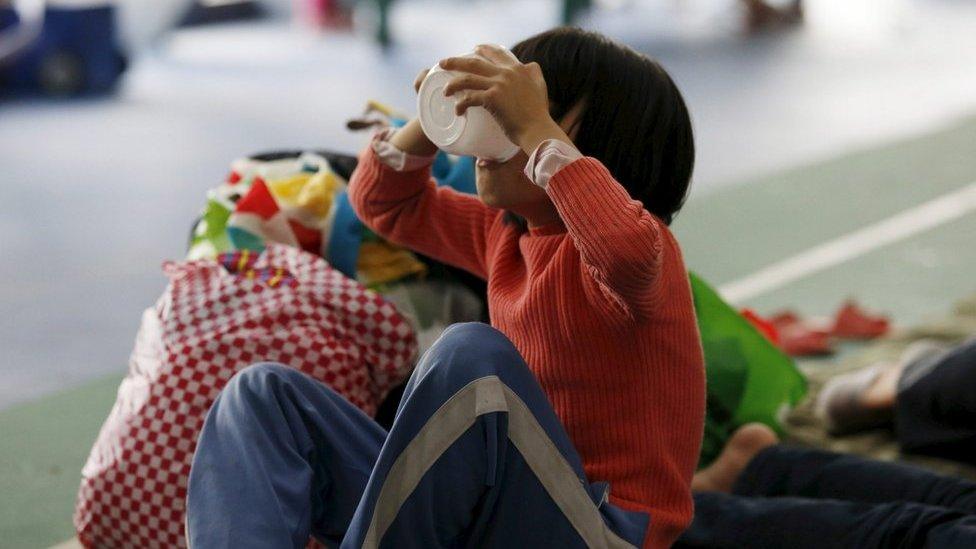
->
[693,423,778,494]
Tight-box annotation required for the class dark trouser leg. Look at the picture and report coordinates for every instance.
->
[896,338,976,461]
[340,322,649,548]
[186,363,386,548]
[733,445,976,512]
[677,445,976,548]
[679,492,976,548]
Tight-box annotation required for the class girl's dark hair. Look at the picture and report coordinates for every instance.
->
[512,27,695,225]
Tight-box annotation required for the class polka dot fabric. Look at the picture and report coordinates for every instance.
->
[74,244,416,547]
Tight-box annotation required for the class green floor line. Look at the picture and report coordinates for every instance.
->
[0,375,122,548]
[675,114,976,286]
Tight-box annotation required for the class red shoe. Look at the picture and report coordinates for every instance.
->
[763,309,834,357]
[831,300,890,340]
[768,310,801,328]
[778,323,834,357]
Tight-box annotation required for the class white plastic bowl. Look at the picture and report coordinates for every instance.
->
[417,50,521,161]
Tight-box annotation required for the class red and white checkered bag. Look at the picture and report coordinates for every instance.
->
[74,244,417,548]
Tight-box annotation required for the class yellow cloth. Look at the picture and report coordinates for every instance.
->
[268,169,426,285]
[357,241,427,286]
[268,171,342,217]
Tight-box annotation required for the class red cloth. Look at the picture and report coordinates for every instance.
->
[741,308,781,345]
[74,245,416,548]
[349,146,705,548]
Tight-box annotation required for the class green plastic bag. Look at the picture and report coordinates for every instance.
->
[691,272,807,467]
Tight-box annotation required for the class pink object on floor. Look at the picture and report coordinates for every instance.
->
[302,0,352,29]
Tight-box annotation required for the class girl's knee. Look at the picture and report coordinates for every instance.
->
[439,323,520,361]
[420,323,527,384]
[226,363,307,404]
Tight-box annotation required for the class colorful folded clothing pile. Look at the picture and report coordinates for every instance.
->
[187,151,427,289]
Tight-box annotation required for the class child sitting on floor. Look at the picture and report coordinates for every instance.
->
[186,27,704,548]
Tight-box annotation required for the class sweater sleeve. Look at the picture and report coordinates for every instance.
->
[544,157,666,320]
[347,142,498,280]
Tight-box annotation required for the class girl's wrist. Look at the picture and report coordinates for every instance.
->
[515,117,573,156]
[390,118,440,157]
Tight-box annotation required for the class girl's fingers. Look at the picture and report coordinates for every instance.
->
[453,90,489,115]
[473,44,517,66]
[439,56,499,77]
[413,68,430,93]
[443,74,493,96]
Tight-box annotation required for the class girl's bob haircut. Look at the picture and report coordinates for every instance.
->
[512,27,695,225]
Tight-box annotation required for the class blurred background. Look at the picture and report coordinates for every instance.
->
[2,0,976,546]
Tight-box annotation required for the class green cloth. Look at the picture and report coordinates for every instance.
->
[691,272,807,467]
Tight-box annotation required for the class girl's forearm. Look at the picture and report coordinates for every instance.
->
[389,118,439,157]
[348,144,493,280]
[515,117,574,157]
[544,158,666,320]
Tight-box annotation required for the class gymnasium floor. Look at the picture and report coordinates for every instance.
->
[2,0,976,546]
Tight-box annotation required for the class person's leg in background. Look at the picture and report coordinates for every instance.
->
[186,362,387,548]
[731,444,976,513]
[341,322,649,548]
[740,0,803,33]
[896,338,976,461]
[818,337,976,462]
[682,424,976,548]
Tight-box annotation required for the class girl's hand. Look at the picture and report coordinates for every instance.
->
[414,68,430,93]
[440,45,567,154]
[388,67,439,157]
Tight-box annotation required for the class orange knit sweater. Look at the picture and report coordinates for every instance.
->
[349,144,705,548]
